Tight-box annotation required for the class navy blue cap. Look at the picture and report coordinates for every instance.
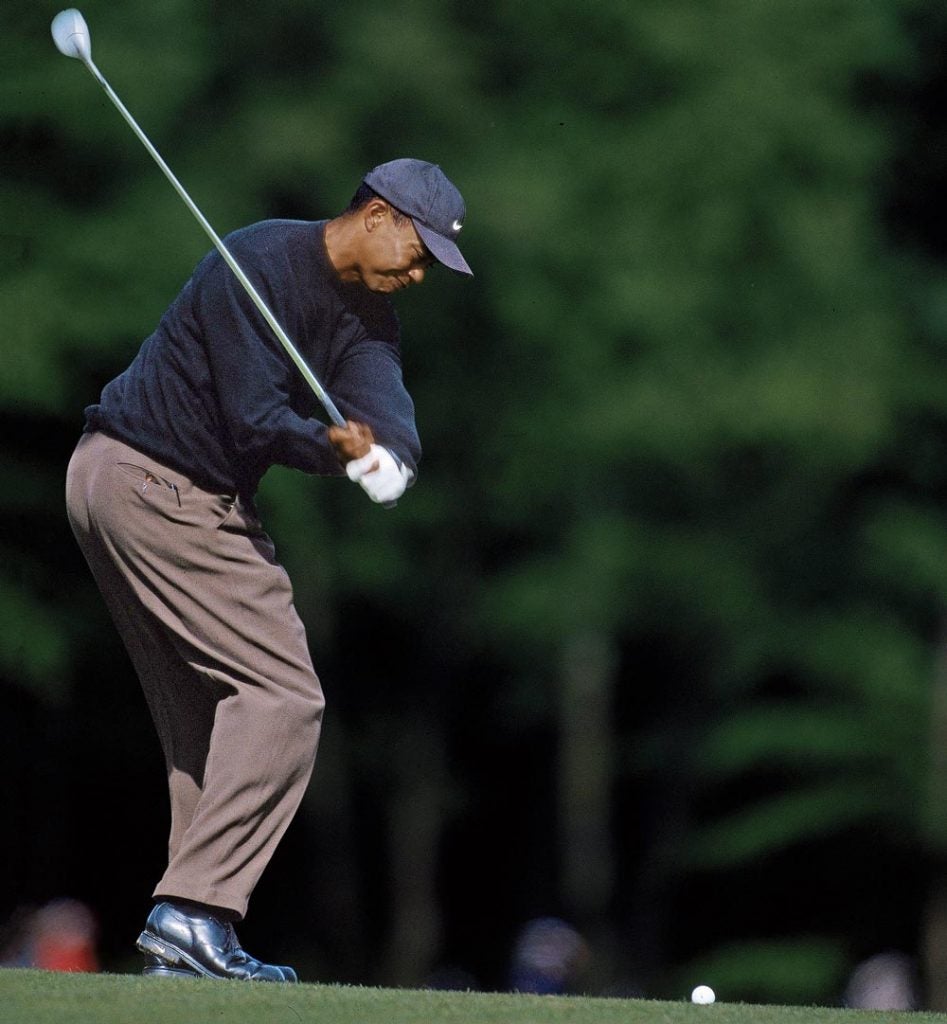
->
[363,159,472,276]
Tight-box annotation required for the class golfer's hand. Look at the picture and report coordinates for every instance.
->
[345,444,413,504]
[328,420,375,464]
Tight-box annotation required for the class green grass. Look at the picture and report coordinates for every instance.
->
[0,970,942,1024]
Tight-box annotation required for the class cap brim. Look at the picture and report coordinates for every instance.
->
[414,221,473,277]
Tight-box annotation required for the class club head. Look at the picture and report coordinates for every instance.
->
[51,9,91,62]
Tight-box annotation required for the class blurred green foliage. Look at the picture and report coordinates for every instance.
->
[2,0,947,1007]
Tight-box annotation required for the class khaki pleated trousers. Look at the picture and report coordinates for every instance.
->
[65,431,325,920]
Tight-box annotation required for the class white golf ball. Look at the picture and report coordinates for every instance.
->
[691,984,716,1005]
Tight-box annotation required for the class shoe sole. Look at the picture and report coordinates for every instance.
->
[136,930,296,983]
[137,930,220,979]
[143,961,200,979]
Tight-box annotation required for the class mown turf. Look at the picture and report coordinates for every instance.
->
[0,969,941,1024]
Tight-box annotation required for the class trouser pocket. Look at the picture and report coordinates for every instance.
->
[116,462,182,506]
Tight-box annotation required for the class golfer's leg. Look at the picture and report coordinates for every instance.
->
[67,432,324,919]
[154,517,325,919]
[67,435,222,857]
[88,575,224,864]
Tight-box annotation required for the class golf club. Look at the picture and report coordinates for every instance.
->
[50,8,347,430]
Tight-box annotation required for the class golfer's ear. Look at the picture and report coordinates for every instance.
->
[363,199,389,232]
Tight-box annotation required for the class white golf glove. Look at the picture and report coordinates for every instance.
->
[345,444,413,504]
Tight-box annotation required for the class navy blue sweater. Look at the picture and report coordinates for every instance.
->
[85,219,421,499]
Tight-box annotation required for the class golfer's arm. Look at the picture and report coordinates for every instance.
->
[328,339,421,479]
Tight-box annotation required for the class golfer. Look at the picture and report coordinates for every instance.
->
[65,158,472,982]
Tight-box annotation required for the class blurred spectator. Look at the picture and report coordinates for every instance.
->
[0,899,99,973]
[844,951,917,1011]
[509,917,588,994]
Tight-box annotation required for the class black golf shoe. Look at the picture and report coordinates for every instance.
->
[136,902,298,982]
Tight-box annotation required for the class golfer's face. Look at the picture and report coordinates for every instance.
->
[363,210,434,293]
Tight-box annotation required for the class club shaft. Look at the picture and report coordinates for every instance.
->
[82,57,346,429]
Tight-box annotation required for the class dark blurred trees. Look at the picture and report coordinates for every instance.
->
[3,0,947,1008]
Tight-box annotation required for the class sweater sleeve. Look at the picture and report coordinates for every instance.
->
[328,334,422,481]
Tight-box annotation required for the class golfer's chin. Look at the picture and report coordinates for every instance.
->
[366,275,409,294]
